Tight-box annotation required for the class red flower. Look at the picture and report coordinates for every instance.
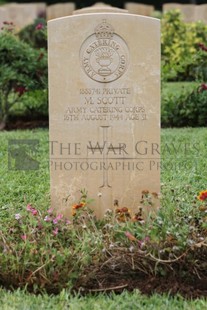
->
[199,83,207,92]
[26,204,38,216]
[197,43,207,52]
[35,23,44,30]
[14,86,27,96]
[197,190,207,201]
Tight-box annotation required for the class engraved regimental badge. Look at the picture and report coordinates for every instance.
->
[80,20,129,83]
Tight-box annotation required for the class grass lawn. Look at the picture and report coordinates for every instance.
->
[1,127,206,213]
[0,127,207,308]
[0,288,206,309]
[162,81,200,99]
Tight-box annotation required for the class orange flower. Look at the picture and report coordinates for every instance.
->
[72,202,86,210]
[115,207,131,222]
[197,190,207,201]
[72,202,86,216]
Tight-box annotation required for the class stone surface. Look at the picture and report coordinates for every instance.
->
[3,3,46,30]
[195,5,207,23]
[0,7,9,32]
[48,12,160,218]
[163,3,181,12]
[47,3,75,21]
[181,4,196,23]
[124,2,154,16]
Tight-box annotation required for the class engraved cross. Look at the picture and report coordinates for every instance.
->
[87,126,125,188]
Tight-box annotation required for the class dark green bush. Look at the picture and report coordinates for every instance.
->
[18,18,47,49]
[162,84,207,127]
[10,90,48,120]
[0,26,47,129]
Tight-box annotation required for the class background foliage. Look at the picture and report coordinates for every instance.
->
[1,10,207,128]
[161,10,207,82]
[0,22,47,129]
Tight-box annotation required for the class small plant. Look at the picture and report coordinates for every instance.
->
[197,189,207,231]
[0,187,206,294]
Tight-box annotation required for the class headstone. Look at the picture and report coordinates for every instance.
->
[33,3,47,19]
[124,2,154,16]
[48,7,160,218]
[47,3,75,21]
[181,5,196,23]
[163,3,181,13]
[0,7,9,32]
[4,3,46,31]
[195,4,207,23]
[163,3,196,23]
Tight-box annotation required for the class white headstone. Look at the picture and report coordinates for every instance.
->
[4,3,46,31]
[48,8,160,218]
[0,7,9,32]
[163,3,198,23]
[47,3,75,21]
[124,2,154,16]
[195,4,207,23]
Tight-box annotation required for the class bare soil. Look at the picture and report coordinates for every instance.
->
[76,266,207,299]
[5,117,48,130]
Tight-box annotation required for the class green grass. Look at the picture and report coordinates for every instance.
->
[1,127,206,214]
[162,81,199,100]
[0,288,206,310]
[0,129,50,216]
[0,128,207,307]
[161,127,207,187]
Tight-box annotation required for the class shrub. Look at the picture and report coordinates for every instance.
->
[11,90,48,119]
[161,10,207,81]
[162,83,207,127]
[0,25,47,130]
[18,18,47,49]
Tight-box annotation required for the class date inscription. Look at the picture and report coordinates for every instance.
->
[63,87,147,121]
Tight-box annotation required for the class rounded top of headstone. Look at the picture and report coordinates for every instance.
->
[73,4,128,15]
